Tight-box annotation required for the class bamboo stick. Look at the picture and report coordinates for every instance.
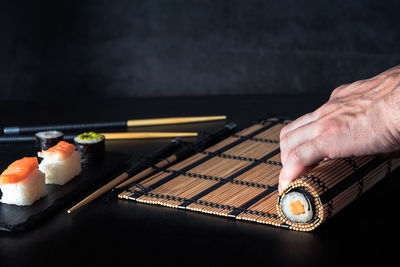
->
[0,131,198,143]
[126,116,226,127]
[67,172,129,213]
[68,155,176,213]
[3,116,227,135]
[115,155,177,189]
[101,132,197,140]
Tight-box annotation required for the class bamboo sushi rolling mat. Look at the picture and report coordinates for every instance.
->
[118,117,400,231]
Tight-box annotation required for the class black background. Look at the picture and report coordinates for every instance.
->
[1,2,400,265]
[1,0,399,100]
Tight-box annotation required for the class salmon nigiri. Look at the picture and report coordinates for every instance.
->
[38,141,76,160]
[0,157,46,206]
[38,141,81,185]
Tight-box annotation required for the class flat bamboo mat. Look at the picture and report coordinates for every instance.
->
[118,117,400,231]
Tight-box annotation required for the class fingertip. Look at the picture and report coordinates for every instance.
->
[278,168,291,194]
[278,180,289,194]
[279,126,288,141]
[278,183,285,194]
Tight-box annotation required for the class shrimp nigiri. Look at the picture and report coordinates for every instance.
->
[38,141,82,185]
[0,157,46,206]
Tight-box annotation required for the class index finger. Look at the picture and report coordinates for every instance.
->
[280,113,317,140]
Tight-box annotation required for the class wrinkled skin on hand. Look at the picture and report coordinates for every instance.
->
[278,65,400,193]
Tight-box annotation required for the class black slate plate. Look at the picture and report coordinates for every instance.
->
[0,151,130,231]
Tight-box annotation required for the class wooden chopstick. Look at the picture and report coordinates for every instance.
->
[3,115,227,134]
[126,116,226,127]
[67,155,176,214]
[0,132,198,143]
[100,132,197,140]
[67,138,184,213]
[114,154,178,189]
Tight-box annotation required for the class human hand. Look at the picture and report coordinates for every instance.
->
[278,65,400,193]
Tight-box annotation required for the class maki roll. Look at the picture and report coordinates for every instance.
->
[74,132,105,164]
[38,141,82,185]
[280,190,314,223]
[0,157,46,206]
[35,130,64,152]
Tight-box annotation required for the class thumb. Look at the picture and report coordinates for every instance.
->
[278,165,301,194]
[278,139,327,193]
[278,163,318,194]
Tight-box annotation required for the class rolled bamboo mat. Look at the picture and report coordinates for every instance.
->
[118,117,400,231]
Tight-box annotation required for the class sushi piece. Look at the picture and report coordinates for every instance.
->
[0,157,46,206]
[74,131,105,164]
[38,141,82,185]
[280,190,314,223]
[35,130,64,152]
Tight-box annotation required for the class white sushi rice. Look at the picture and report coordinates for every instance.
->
[39,151,82,185]
[35,130,63,139]
[0,169,47,206]
[281,191,313,223]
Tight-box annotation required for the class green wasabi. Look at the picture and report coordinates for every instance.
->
[75,132,104,142]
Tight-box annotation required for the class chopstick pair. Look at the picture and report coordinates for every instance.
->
[0,116,227,143]
[67,122,237,214]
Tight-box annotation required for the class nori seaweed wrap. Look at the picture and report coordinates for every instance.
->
[74,132,105,164]
[35,131,64,152]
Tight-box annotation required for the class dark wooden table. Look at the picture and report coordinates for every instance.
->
[0,95,397,266]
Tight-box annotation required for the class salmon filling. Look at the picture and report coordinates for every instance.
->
[290,200,305,215]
